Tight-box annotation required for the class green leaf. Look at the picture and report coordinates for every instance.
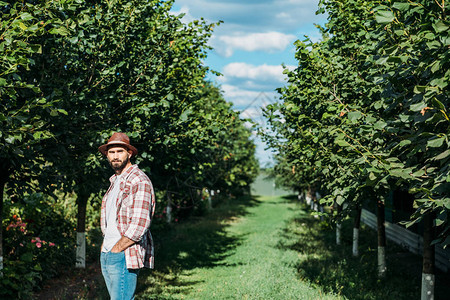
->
[374,120,387,130]
[18,22,28,30]
[33,132,43,139]
[69,36,79,44]
[433,149,450,160]
[398,140,411,147]
[413,86,427,94]
[34,263,43,271]
[179,108,192,122]
[389,168,413,179]
[427,40,441,50]
[335,139,350,147]
[20,13,33,21]
[412,169,425,177]
[161,100,170,108]
[57,109,68,115]
[49,26,70,36]
[427,137,445,148]
[392,2,410,11]
[375,10,395,24]
[410,102,426,111]
[322,112,333,119]
[433,20,449,33]
[432,98,446,111]
[430,60,440,73]
[336,195,345,205]
[348,111,362,122]
[424,32,435,40]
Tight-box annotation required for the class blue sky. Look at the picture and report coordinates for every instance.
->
[171,0,327,167]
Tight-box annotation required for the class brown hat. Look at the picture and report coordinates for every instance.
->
[98,132,138,156]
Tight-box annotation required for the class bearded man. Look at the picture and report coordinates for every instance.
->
[98,132,155,300]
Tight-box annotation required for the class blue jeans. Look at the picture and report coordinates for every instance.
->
[100,251,139,300]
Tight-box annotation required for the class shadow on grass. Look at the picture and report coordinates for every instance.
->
[276,203,450,300]
[136,195,261,299]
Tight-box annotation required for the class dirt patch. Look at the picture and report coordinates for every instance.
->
[33,262,105,300]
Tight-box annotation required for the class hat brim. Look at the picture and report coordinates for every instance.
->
[98,141,138,157]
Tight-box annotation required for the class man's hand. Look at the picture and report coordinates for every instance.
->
[111,236,135,253]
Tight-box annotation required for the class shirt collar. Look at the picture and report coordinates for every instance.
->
[108,164,137,183]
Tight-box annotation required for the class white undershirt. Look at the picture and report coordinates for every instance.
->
[102,174,124,252]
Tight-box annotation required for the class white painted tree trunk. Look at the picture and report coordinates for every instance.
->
[208,194,212,210]
[76,232,86,268]
[313,202,318,212]
[352,228,359,257]
[0,255,3,276]
[378,246,387,277]
[306,194,311,206]
[336,223,342,245]
[208,190,214,210]
[421,273,435,300]
[166,192,172,223]
[166,203,172,223]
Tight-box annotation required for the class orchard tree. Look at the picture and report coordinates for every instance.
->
[0,0,79,273]
[263,0,448,293]
[22,0,223,267]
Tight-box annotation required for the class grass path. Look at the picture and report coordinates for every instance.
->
[136,195,342,299]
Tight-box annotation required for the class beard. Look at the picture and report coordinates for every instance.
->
[108,155,129,172]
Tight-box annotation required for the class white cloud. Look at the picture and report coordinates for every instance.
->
[169,5,195,23]
[213,32,296,57]
[221,84,262,107]
[222,62,295,84]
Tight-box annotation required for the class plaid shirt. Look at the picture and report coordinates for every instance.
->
[101,164,156,269]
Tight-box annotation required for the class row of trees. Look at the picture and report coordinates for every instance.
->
[262,0,448,299]
[1,0,259,296]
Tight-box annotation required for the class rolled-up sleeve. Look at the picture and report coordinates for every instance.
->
[123,181,153,242]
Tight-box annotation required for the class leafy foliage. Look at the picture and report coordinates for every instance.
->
[0,0,259,295]
[262,0,449,245]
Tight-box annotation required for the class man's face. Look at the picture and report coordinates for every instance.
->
[107,146,131,172]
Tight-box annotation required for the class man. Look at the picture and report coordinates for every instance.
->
[98,132,155,300]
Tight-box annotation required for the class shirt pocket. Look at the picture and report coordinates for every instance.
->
[121,186,132,206]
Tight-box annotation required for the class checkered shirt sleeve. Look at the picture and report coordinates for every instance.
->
[122,180,153,242]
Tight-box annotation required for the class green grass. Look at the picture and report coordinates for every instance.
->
[250,172,292,197]
[134,195,341,299]
[277,197,450,300]
[47,185,449,299]
[132,194,450,300]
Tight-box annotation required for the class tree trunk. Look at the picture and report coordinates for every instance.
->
[298,191,305,203]
[76,192,88,268]
[377,199,387,278]
[166,192,172,224]
[353,206,362,257]
[306,187,313,208]
[421,211,435,300]
[0,179,5,275]
[315,191,324,221]
[336,204,342,246]
[207,189,213,211]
